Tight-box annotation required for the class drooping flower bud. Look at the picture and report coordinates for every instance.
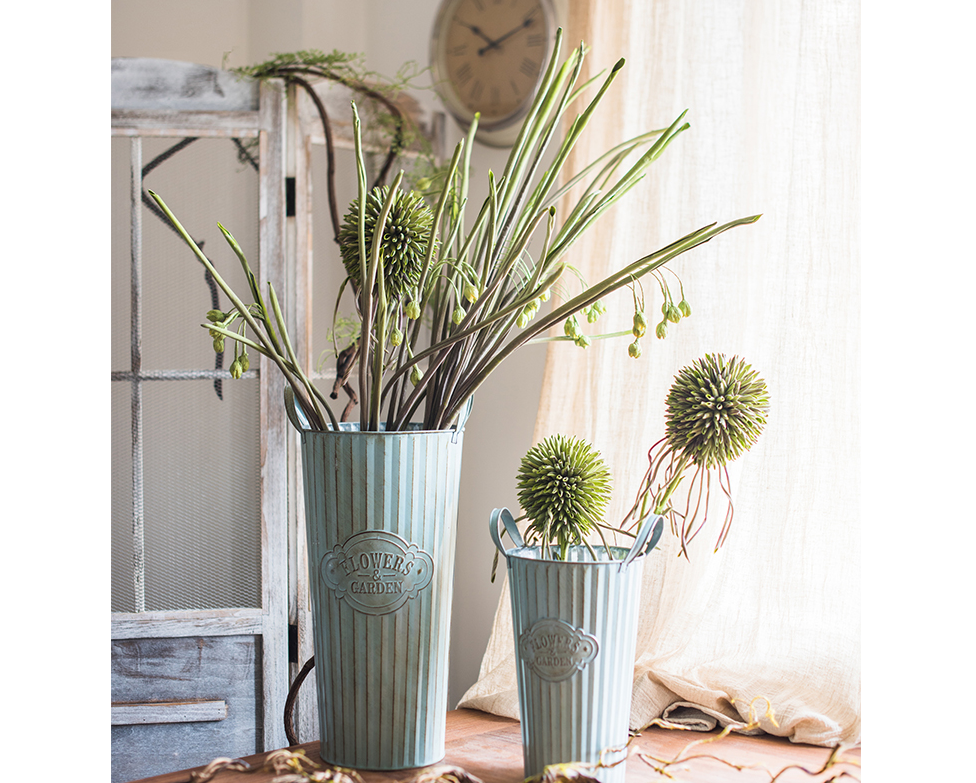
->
[563,316,581,340]
[574,334,591,349]
[655,320,668,340]
[230,358,243,379]
[633,311,647,338]
[410,365,424,386]
[405,300,421,320]
[452,305,466,325]
[239,352,250,372]
[213,335,225,353]
[390,326,403,347]
[539,288,552,303]
[678,299,692,318]
[628,340,642,359]
[463,282,479,303]
[517,310,531,329]
[666,303,682,324]
[206,309,226,323]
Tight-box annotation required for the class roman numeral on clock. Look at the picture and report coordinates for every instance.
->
[456,62,473,86]
[519,58,537,78]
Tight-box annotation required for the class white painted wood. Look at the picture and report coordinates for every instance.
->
[291,87,320,744]
[112,58,258,111]
[112,608,265,639]
[111,110,261,137]
[112,699,228,725]
[129,136,145,614]
[258,78,290,753]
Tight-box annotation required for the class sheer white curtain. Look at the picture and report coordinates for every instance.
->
[458,0,860,745]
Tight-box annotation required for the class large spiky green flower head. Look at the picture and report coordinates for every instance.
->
[338,185,434,301]
[517,434,612,554]
[664,354,769,469]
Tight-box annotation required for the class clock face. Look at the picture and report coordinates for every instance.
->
[432,0,555,137]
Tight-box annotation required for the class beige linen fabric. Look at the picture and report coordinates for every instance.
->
[458,0,860,746]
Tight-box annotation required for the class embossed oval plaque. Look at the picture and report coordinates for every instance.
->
[518,618,599,682]
[320,530,434,616]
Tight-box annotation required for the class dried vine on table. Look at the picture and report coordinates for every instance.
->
[187,749,362,783]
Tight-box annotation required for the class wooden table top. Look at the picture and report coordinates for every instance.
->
[128,708,860,783]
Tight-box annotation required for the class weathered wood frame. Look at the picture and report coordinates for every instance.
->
[111,76,289,753]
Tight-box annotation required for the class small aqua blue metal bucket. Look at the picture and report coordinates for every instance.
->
[288,397,466,769]
[491,508,664,783]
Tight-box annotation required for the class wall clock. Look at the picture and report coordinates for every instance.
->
[430,0,557,147]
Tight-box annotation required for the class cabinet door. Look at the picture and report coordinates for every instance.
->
[111,61,289,782]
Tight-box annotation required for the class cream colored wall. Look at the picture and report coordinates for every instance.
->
[112,0,548,707]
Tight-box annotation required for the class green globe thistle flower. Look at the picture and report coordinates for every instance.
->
[338,185,434,300]
[664,354,769,469]
[517,434,612,556]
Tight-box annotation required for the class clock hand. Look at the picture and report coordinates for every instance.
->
[457,20,500,53]
[477,14,537,56]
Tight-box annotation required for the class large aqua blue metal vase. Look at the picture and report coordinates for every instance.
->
[289,397,465,770]
[490,508,664,783]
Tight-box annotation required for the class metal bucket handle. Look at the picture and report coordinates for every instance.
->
[490,507,665,566]
[284,387,313,433]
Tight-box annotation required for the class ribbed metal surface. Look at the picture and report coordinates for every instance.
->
[506,546,646,783]
[299,423,464,770]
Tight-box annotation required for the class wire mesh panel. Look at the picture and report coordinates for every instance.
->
[111,134,262,613]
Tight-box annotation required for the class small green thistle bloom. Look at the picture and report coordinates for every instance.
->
[633,311,647,338]
[628,340,642,359]
[517,434,612,557]
[666,303,682,324]
[338,185,434,300]
[655,320,668,340]
[664,354,769,469]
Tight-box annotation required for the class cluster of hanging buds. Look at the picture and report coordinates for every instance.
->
[338,185,435,301]
[516,434,612,559]
[652,273,692,341]
[559,299,605,347]
[207,308,250,377]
